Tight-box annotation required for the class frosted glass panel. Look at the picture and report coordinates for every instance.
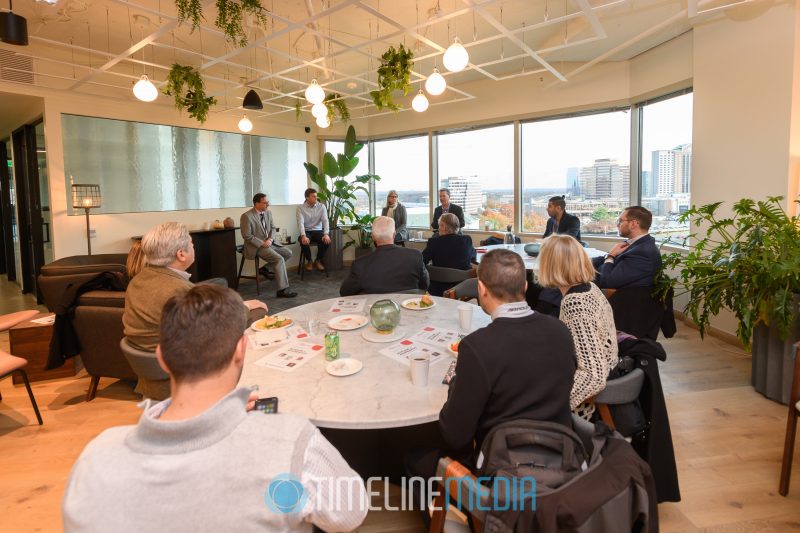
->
[61,114,306,214]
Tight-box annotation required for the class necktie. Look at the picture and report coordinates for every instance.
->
[260,212,267,232]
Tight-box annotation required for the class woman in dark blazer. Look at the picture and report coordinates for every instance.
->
[381,190,408,243]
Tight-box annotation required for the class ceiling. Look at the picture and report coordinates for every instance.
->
[0,0,766,125]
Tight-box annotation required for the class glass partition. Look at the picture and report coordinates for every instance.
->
[62,114,306,214]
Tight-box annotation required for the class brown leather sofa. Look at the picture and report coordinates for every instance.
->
[38,254,136,400]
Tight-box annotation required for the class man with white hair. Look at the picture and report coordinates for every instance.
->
[339,216,429,296]
[123,222,267,399]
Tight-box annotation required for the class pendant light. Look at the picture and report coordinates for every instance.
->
[315,115,330,129]
[305,79,325,105]
[0,0,28,46]
[425,68,446,96]
[242,89,263,110]
[132,75,158,102]
[238,115,253,133]
[311,102,328,119]
[411,90,429,112]
[443,37,469,72]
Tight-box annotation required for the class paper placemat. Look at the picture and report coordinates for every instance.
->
[410,326,461,350]
[379,339,449,367]
[253,341,323,372]
[248,325,310,350]
[329,298,367,313]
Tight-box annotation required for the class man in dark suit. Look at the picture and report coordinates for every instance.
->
[592,206,661,289]
[422,213,475,295]
[431,188,465,232]
[340,216,429,296]
[240,193,297,298]
[543,195,581,241]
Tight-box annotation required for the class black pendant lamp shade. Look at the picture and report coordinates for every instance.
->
[242,89,263,110]
[0,0,28,46]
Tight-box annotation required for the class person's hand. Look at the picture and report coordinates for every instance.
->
[608,242,629,258]
[265,238,273,247]
[244,299,268,312]
[300,235,310,245]
[322,234,331,244]
[246,390,259,412]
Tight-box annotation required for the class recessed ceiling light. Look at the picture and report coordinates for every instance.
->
[346,81,358,90]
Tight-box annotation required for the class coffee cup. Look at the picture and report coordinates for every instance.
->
[458,304,473,331]
[410,354,430,387]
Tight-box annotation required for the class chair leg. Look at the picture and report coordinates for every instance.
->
[254,256,260,296]
[428,492,447,533]
[16,369,43,425]
[235,253,246,290]
[780,408,799,496]
[298,254,306,281]
[86,375,100,402]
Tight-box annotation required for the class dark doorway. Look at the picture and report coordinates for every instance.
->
[0,139,14,280]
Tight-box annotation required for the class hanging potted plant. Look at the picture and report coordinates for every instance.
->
[174,0,269,46]
[659,196,800,403]
[163,64,216,123]
[370,44,414,112]
[303,125,380,269]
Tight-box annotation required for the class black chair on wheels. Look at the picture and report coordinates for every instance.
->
[297,242,329,281]
[235,244,262,295]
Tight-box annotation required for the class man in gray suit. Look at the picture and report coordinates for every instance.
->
[240,193,297,298]
[340,216,429,296]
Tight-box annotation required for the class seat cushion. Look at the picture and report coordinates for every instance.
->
[77,290,126,308]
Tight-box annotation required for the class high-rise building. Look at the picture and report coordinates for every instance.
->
[441,176,482,215]
[579,159,630,200]
[651,144,692,196]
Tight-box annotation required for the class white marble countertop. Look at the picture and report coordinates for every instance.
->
[476,243,606,272]
[238,294,491,430]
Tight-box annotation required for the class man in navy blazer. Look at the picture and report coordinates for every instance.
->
[592,206,661,289]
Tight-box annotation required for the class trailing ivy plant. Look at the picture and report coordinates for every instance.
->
[163,64,217,124]
[658,196,800,349]
[324,93,350,122]
[370,44,414,112]
[174,0,269,46]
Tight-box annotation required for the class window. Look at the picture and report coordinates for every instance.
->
[373,135,429,227]
[639,92,693,242]
[323,140,370,216]
[436,124,514,231]
[521,111,631,235]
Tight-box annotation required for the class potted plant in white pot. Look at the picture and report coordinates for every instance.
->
[659,196,800,403]
[303,125,379,270]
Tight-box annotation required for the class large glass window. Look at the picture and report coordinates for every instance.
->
[62,114,306,214]
[521,111,631,235]
[640,92,693,242]
[323,140,370,216]
[373,135,429,227]
[436,124,514,231]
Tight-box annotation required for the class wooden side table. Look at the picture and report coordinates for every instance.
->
[9,312,78,384]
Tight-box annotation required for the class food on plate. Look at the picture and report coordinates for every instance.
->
[257,315,292,330]
[450,340,460,353]
[420,293,433,308]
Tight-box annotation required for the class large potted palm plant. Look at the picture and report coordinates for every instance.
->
[303,125,379,270]
[660,196,800,403]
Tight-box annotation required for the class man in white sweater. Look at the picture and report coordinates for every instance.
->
[63,285,368,533]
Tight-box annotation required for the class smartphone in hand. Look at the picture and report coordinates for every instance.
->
[254,397,279,414]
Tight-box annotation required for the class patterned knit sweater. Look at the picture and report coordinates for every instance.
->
[559,283,619,418]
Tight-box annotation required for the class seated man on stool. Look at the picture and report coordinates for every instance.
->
[340,216,429,296]
[65,285,368,532]
[240,193,297,298]
[296,187,330,272]
[123,222,267,400]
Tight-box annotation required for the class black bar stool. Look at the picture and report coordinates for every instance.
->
[235,244,261,295]
[297,242,329,281]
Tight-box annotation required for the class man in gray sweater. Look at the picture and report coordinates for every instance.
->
[64,285,368,532]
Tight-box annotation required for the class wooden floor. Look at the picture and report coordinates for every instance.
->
[1,276,799,532]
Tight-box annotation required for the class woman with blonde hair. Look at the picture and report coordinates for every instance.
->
[538,234,618,419]
[381,190,408,243]
[125,240,147,281]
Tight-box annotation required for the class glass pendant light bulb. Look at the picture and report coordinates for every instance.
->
[305,79,325,104]
[425,68,446,96]
[133,75,158,102]
[443,37,469,72]
[238,115,253,133]
[411,90,429,112]
[316,115,330,128]
[311,102,328,119]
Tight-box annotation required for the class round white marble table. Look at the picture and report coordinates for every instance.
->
[476,242,606,273]
[238,294,491,430]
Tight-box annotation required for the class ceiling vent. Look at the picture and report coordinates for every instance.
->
[0,49,34,84]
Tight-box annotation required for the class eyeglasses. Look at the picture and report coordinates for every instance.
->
[616,218,628,225]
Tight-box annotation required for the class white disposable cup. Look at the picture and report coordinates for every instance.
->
[410,355,430,387]
[458,304,473,331]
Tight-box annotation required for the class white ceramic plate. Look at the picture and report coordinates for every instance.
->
[361,327,405,343]
[401,297,436,311]
[326,358,363,377]
[250,316,294,332]
[327,314,368,331]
